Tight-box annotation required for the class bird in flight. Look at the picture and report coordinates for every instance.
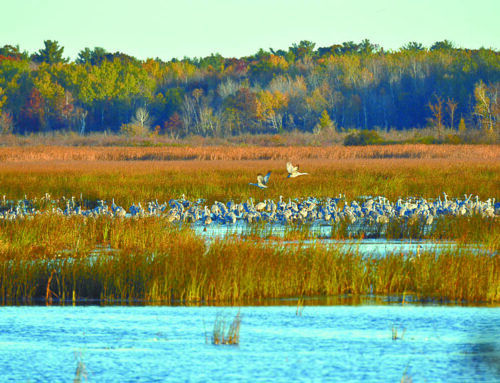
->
[249,171,271,189]
[286,162,308,178]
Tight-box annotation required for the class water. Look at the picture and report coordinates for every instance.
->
[193,223,491,257]
[0,304,499,382]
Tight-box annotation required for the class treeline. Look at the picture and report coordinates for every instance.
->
[0,39,498,138]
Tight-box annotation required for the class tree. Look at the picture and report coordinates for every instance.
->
[401,42,425,52]
[427,95,444,138]
[20,88,45,132]
[314,109,335,134]
[359,39,379,55]
[430,40,455,51]
[32,40,68,64]
[458,117,467,133]
[0,86,6,114]
[340,41,360,54]
[223,88,259,132]
[0,44,27,60]
[32,67,67,130]
[473,81,498,135]
[290,41,316,60]
[0,111,13,134]
[163,112,183,138]
[257,90,289,132]
[131,107,151,128]
[90,60,120,127]
[77,47,108,65]
[445,98,458,129]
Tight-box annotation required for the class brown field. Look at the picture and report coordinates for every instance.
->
[0,158,498,205]
[0,144,499,161]
[0,145,498,205]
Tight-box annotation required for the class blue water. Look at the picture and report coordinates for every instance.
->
[0,304,499,382]
[193,224,494,257]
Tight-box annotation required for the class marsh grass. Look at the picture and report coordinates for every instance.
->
[210,311,241,345]
[0,144,499,162]
[0,215,498,303]
[0,147,498,207]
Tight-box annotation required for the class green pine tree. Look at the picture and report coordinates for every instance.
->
[314,110,335,134]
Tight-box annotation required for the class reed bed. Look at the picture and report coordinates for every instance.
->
[0,158,498,206]
[0,145,499,162]
[0,216,498,304]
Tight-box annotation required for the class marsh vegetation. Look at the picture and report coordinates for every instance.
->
[0,145,498,304]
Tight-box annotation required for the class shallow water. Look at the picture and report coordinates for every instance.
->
[0,304,499,382]
[193,223,490,256]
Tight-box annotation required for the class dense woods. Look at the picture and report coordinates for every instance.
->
[0,39,498,140]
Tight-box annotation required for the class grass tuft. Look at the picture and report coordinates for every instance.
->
[210,311,241,345]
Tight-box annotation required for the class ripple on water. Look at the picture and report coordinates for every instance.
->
[0,305,498,382]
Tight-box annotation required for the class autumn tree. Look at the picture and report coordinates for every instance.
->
[0,44,27,60]
[0,86,6,114]
[445,98,458,129]
[427,95,444,138]
[257,90,289,132]
[163,112,183,138]
[473,81,498,135]
[0,38,498,139]
[20,88,45,132]
[223,88,259,133]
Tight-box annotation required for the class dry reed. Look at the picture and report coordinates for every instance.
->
[210,311,241,345]
[0,216,498,304]
[0,145,498,162]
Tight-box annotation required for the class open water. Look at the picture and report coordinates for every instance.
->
[0,304,499,382]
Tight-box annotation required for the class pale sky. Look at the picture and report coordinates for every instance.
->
[1,0,499,61]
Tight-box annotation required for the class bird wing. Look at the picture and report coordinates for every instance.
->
[256,174,264,185]
[286,162,294,174]
[262,171,271,185]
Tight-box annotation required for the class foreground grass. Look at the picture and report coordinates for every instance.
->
[0,216,498,304]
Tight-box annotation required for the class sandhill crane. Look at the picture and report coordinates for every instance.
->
[249,171,271,189]
[286,162,308,178]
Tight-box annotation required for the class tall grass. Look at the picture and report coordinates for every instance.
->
[0,144,498,161]
[0,157,498,206]
[0,216,498,304]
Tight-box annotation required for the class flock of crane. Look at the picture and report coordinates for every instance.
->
[1,190,498,235]
[0,163,498,227]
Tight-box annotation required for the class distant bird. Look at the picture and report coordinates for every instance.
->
[249,171,271,189]
[286,162,308,178]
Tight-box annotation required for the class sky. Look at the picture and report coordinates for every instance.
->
[1,0,499,61]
